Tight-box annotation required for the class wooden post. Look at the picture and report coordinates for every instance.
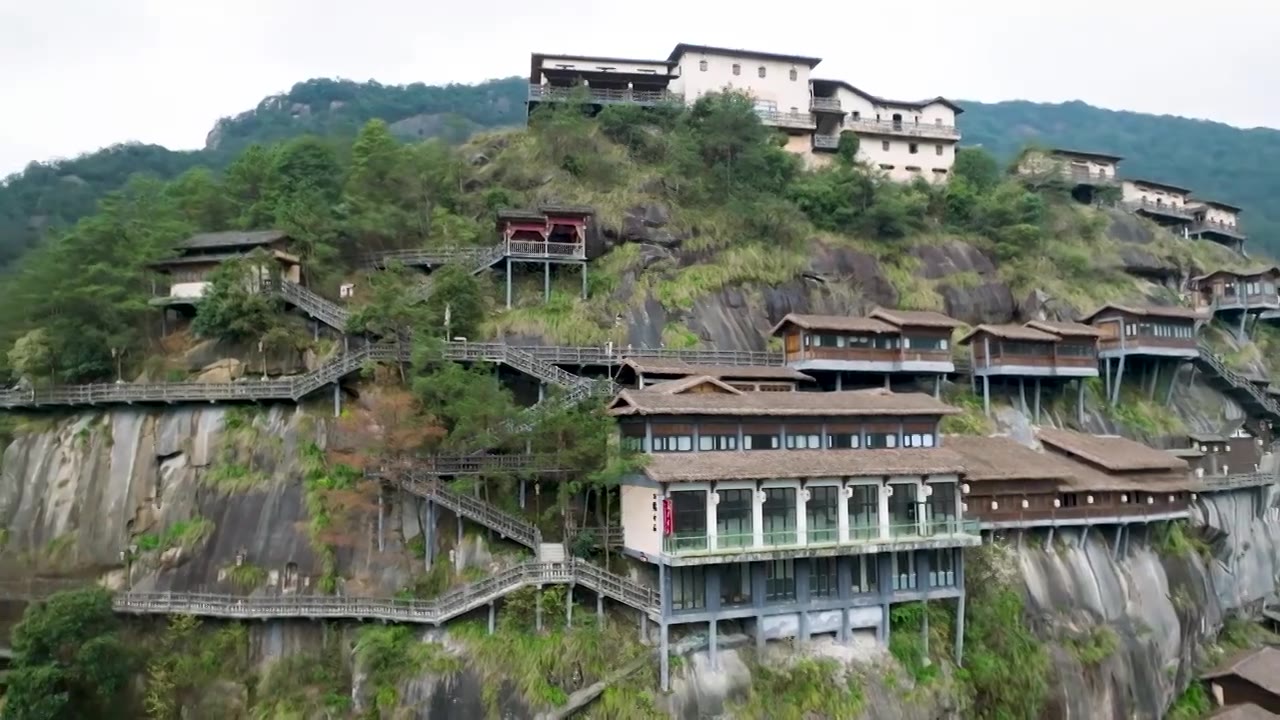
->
[1033,377,1041,423]
[1111,355,1127,406]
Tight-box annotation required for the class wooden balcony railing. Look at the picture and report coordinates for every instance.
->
[756,110,816,130]
[810,97,843,113]
[1124,199,1195,220]
[812,134,840,150]
[528,84,683,107]
[1190,219,1247,239]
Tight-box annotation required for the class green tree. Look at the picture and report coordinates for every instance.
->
[3,588,133,720]
[191,253,287,343]
[424,264,486,339]
[166,167,232,231]
[836,131,860,166]
[952,147,1001,192]
[410,343,519,453]
[221,144,275,228]
[7,328,55,383]
[344,120,411,250]
[677,91,800,201]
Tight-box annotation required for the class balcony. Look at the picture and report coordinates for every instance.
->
[1125,199,1195,221]
[812,134,840,152]
[756,109,817,130]
[1190,219,1247,240]
[810,97,844,113]
[1062,168,1119,186]
[528,84,684,107]
[661,519,981,558]
[843,118,960,140]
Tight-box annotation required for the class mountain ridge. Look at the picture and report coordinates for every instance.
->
[3,78,1278,268]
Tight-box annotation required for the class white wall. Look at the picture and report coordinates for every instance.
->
[534,56,671,83]
[1122,181,1190,207]
[857,136,955,182]
[170,281,210,299]
[1204,205,1241,227]
[670,49,812,115]
[621,484,660,556]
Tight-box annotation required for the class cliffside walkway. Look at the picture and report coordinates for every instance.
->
[379,467,546,551]
[0,339,774,410]
[0,560,660,625]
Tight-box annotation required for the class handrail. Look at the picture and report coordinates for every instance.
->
[1195,343,1280,419]
[1198,472,1275,490]
[0,559,659,622]
[843,118,961,139]
[395,471,542,550]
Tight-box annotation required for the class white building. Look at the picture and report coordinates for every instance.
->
[528,43,962,182]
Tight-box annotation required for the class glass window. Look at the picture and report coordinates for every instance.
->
[698,60,708,72]
[812,557,838,599]
[807,486,839,543]
[852,555,878,594]
[888,483,919,536]
[732,63,741,76]
[905,335,947,351]
[925,482,957,534]
[758,66,767,78]
[935,145,943,156]
[622,436,644,452]
[672,566,705,610]
[698,432,737,451]
[716,489,753,548]
[848,484,878,540]
[882,140,890,151]
[744,433,779,451]
[670,491,707,551]
[827,432,861,449]
[929,549,956,588]
[720,562,752,606]
[892,551,917,591]
[762,488,797,545]
[903,433,936,448]
[866,432,898,449]
[789,68,798,81]
[765,559,796,602]
[653,435,693,452]
[785,433,822,449]
[909,143,919,154]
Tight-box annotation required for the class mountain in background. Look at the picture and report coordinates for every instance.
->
[3,79,1279,267]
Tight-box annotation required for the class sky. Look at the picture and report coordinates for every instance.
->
[1,0,1276,175]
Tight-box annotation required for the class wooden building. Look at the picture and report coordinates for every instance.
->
[1191,267,1280,336]
[616,359,813,392]
[949,430,1196,538]
[770,307,962,393]
[610,377,977,690]
[1189,199,1249,254]
[149,230,301,313]
[1203,647,1280,715]
[497,205,592,307]
[957,322,1100,420]
[1082,303,1204,406]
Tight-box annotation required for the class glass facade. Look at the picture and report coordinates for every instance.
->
[716,489,753,548]
[852,555,878,594]
[812,557,839,599]
[720,562,752,606]
[888,483,920,536]
[807,486,839,543]
[670,491,707,551]
[848,484,879,540]
[762,488,797,545]
[671,566,705,611]
[925,482,957,534]
[765,559,796,602]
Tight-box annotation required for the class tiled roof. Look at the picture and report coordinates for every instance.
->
[869,307,964,329]
[1025,320,1103,338]
[1187,432,1230,443]
[769,313,899,335]
[1204,647,1280,698]
[177,229,288,250]
[944,436,1076,481]
[640,376,742,395]
[1125,177,1193,195]
[1192,266,1280,282]
[643,448,965,482]
[1049,148,1124,163]
[1038,428,1189,472]
[1079,303,1205,322]
[1206,703,1280,720]
[958,324,1061,345]
[622,358,812,382]
[1048,453,1197,492]
[608,387,960,417]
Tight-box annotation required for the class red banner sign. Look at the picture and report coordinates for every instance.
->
[662,498,673,536]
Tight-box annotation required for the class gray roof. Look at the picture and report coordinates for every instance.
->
[178,230,288,251]
[1205,647,1280,698]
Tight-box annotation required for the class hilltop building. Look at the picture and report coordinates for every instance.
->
[1191,267,1280,337]
[957,320,1100,421]
[526,44,962,182]
[1017,148,1123,202]
[150,230,301,313]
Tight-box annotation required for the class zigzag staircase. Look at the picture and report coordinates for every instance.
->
[1194,342,1280,424]
[394,469,543,551]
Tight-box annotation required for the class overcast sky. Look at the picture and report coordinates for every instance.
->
[1,0,1275,176]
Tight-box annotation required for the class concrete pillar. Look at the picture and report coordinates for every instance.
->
[982,375,991,416]
[640,613,648,644]
[535,587,544,632]
[519,479,526,509]
[660,621,670,691]
[954,559,966,665]
[332,383,341,418]
[377,489,384,552]
[425,501,436,570]
[1149,362,1160,400]
[538,382,545,403]
[755,615,766,651]
[456,515,464,573]
[1018,377,1028,415]
[884,374,891,389]
[1164,363,1178,405]
[1033,377,1041,423]
[596,591,603,622]
[488,601,496,634]
[581,263,588,299]
[505,257,513,309]
[840,607,851,645]
[544,261,551,303]
[934,374,942,399]
[1077,379,1087,425]
[835,373,842,391]
[1104,357,1112,400]
[1111,355,1127,406]
[709,619,719,669]
[566,584,574,627]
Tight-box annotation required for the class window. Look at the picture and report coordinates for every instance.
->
[904,335,947,351]
[1061,493,1079,508]
[744,432,779,450]
[785,433,822,449]
[622,436,644,452]
[699,59,708,72]
[720,562,752,606]
[789,68,798,81]
[935,145,943,156]
[670,491,707,551]
[758,66,767,78]
[903,433,936,448]
[765,559,796,602]
[930,549,956,587]
[865,432,898,449]
[762,487,797,545]
[909,143,919,155]
[851,111,861,121]
[672,566,705,611]
[892,551,917,591]
[925,482,957,534]
[652,434,693,452]
[882,141,890,151]
[732,63,741,76]
[807,486,839,543]
[698,432,738,451]
[812,557,838,599]
[888,483,919,535]
[717,489,753,548]
[852,555,878,594]
[848,484,879,540]
[827,432,860,449]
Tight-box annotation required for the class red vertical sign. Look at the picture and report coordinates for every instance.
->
[662,498,673,536]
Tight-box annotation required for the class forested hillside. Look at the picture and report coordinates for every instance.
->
[4,78,1279,273]
[961,100,1280,254]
